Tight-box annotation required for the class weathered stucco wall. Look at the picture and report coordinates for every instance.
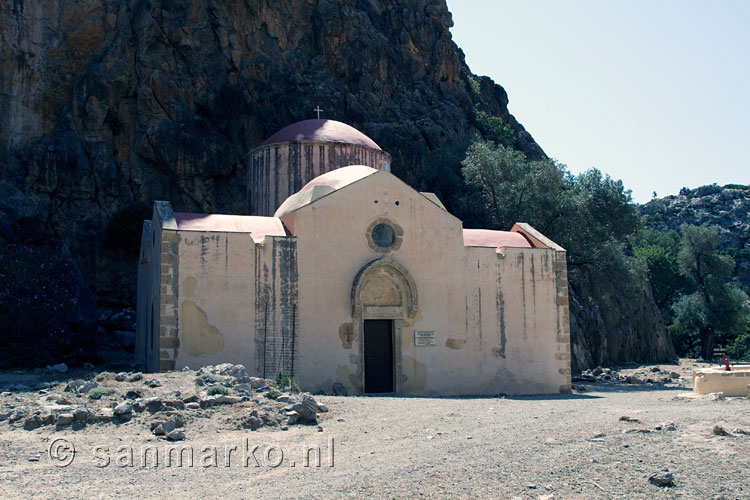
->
[487,247,571,394]
[289,171,570,395]
[165,229,300,378]
[172,231,257,370]
[250,236,299,379]
[248,141,391,216]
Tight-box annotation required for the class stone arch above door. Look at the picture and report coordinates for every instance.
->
[351,258,418,318]
[350,258,418,394]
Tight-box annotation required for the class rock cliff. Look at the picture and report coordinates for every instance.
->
[1,0,671,369]
[569,283,675,372]
[0,0,543,302]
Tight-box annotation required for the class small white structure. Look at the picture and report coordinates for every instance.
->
[692,366,750,397]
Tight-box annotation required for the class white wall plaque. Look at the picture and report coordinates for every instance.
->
[414,330,436,347]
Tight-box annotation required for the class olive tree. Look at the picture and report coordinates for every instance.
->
[672,224,750,359]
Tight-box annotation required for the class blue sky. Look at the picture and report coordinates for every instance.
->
[448,0,749,203]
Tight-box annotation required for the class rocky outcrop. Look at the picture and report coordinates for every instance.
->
[640,184,750,289]
[569,284,675,372]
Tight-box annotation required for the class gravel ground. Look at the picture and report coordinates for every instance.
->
[0,361,748,500]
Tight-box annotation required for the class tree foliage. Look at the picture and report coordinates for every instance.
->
[473,109,516,148]
[632,229,688,315]
[671,225,750,359]
[460,140,643,296]
[637,223,750,360]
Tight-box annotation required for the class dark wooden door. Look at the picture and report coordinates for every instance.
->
[364,320,394,393]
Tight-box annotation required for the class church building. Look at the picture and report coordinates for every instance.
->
[136,119,572,396]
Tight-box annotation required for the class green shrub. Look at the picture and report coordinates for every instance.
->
[206,384,230,396]
[195,373,221,386]
[88,387,113,400]
[474,108,515,147]
[726,248,750,261]
[727,333,750,362]
[274,371,299,392]
[466,76,481,96]
[126,372,143,382]
[723,184,749,190]
[96,371,115,381]
[265,389,281,400]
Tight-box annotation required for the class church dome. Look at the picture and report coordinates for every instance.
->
[263,119,382,150]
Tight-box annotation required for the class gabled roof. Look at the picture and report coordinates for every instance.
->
[420,192,447,211]
[511,223,565,251]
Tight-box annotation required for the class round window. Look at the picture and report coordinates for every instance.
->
[371,223,395,248]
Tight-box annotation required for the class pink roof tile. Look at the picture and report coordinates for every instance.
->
[174,213,287,242]
[463,229,533,249]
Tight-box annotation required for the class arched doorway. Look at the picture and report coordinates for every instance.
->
[351,258,418,394]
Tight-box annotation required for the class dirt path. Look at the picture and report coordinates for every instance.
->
[1,381,748,499]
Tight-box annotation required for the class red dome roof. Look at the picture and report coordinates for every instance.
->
[262,119,381,150]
